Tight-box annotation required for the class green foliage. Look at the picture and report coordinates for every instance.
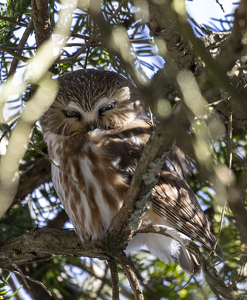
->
[0,274,22,299]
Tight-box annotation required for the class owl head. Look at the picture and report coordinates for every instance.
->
[40,69,146,137]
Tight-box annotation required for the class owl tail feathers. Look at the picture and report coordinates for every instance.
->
[176,247,201,275]
[125,233,201,275]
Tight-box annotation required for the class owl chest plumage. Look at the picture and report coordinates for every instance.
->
[46,129,146,241]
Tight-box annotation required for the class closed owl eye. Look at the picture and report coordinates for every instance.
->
[99,102,115,115]
[62,110,81,120]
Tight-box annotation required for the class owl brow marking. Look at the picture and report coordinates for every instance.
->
[67,101,84,114]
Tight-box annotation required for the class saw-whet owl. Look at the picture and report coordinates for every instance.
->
[40,69,223,274]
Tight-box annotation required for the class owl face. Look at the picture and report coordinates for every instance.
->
[42,69,145,137]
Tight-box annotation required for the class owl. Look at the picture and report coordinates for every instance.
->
[40,69,223,274]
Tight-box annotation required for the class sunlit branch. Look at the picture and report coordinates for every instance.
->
[117,252,144,300]
[128,257,160,300]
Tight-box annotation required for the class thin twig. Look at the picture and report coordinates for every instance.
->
[117,252,144,300]
[108,259,120,300]
[137,225,247,299]
[0,45,29,62]
[4,255,31,290]
[148,107,155,129]
[70,32,105,41]
[186,12,212,36]
[0,129,8,143]
[205,96,229,107]
[128,257,160,300]
[130,38,153,44]
[108,0,128,23]
[209,106,233,256]
[2,268,52,297]
[3,46,37,51]
[171,274,193,295]
[228,106,233,169]
[9,19,33,77]
[57,0,129,66]
[83,45,91,69]
[214,249,247,266]
[0,118,20,143]
[215,0,225,12]
[0,15,28,27]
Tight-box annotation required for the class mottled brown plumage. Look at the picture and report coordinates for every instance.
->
[40,69,223,274]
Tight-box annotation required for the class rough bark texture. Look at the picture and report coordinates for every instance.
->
[31,0,51,47]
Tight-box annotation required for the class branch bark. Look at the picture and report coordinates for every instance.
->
[117,252,144,300]
[31,0,51,47]
[9,19,33,77]
[108,259,120,300]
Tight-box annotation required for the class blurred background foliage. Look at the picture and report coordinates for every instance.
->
[0,0,247,299]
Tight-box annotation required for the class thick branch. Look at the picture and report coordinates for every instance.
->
[31,0,51,47]
[0,228,107,269]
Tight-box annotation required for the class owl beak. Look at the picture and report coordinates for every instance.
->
[86,121,97,132]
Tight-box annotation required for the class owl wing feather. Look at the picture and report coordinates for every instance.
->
[104,122,223,259]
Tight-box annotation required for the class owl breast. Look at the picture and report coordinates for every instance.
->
[46,130,130,241]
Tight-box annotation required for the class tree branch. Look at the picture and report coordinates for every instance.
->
[0,45,29,62]
[108,259,119,300]
[31,0,51,47]
[217,0,247,74]
[128,257,160,300]
[0,15,28,27]
[117,252,144,300]
[104,119,180,247]
[0,228,107,269]
[9,19,33,77]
